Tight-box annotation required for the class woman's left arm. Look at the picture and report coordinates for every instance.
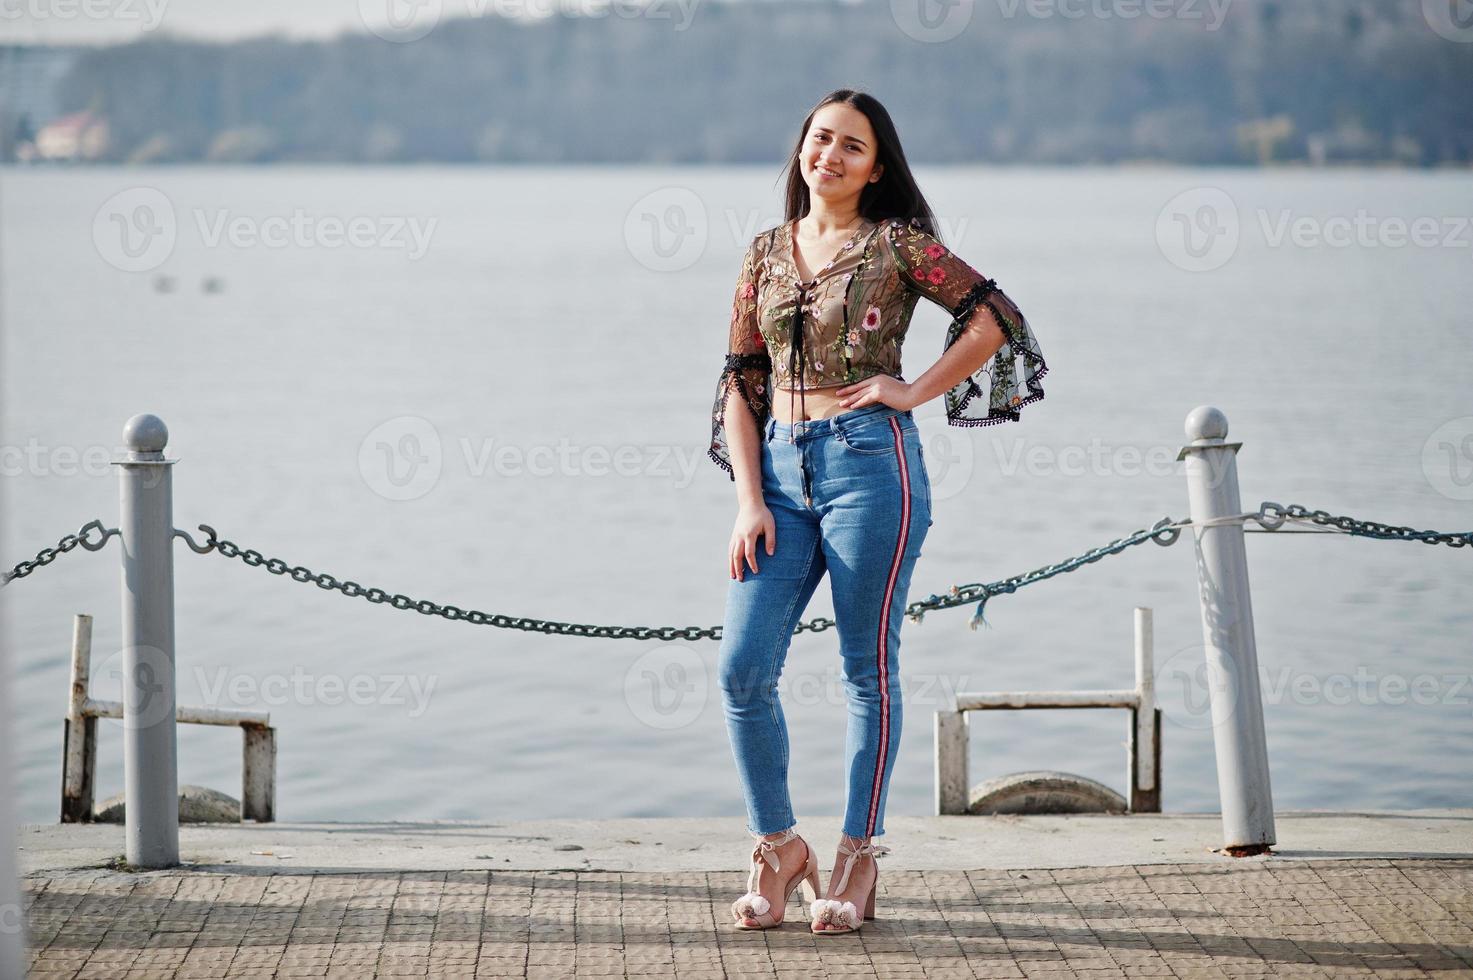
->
[882,302,1008,411]
[840,218,1047,424]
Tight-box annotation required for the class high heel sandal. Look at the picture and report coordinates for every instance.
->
[730,826,822,930]
[809,837,891,935]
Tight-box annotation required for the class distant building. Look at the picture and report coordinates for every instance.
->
[34,110,109,161]
[0,46,86,163]
[0,46,79,124]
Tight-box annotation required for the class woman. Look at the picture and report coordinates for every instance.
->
[708,89,1047,935]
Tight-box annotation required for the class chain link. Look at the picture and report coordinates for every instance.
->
[0,519,118,588]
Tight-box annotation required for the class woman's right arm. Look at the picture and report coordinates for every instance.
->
[708,237,776,579]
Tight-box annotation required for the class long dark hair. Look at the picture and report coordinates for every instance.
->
[778,89,944,242]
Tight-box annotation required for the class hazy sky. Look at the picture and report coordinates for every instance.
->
[0,0,705,46]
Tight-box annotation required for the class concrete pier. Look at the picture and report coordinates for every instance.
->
[18,811,1473,978]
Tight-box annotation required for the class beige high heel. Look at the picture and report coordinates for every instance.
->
[810,837,891,935]
[730,826,822,930]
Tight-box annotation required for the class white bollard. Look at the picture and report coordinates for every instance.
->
[113,414,181,868]
[1177,406,1275,854]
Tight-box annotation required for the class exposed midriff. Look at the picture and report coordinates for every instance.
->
[771,383,852,422]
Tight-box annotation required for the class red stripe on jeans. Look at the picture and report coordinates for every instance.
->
[867,417,910,837]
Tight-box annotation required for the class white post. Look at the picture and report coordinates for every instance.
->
[933,710,969,815]
[1129,607,1161,812]
[113,414,180,868]
[1177,406,1275,854]
[61,614,97,822]
[0,566,27,980]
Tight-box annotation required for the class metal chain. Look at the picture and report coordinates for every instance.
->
[185,516,1187,640]
[0,519,118,588]
[7,501,1465,636]
[1256,501,1471,547]
[188,524,730,642]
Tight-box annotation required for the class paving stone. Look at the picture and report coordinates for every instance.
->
[18,859,1473,978]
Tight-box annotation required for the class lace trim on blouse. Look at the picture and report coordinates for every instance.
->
[884,217,1049,428]
[707,217,1049,481]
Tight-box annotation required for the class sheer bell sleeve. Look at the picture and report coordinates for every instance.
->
[708,237,772,480]
[885,217,1047,426]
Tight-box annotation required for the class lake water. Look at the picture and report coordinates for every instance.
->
[2,165,1470,828]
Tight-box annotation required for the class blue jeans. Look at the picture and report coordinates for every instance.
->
[718,402,933,840]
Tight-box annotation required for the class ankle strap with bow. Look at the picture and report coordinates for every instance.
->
[831,837,891,895]
[745,826,802,895]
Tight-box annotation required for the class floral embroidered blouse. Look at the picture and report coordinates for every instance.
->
[707,215,1049,480]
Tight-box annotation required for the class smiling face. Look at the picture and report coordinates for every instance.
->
[800,102,883,207]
